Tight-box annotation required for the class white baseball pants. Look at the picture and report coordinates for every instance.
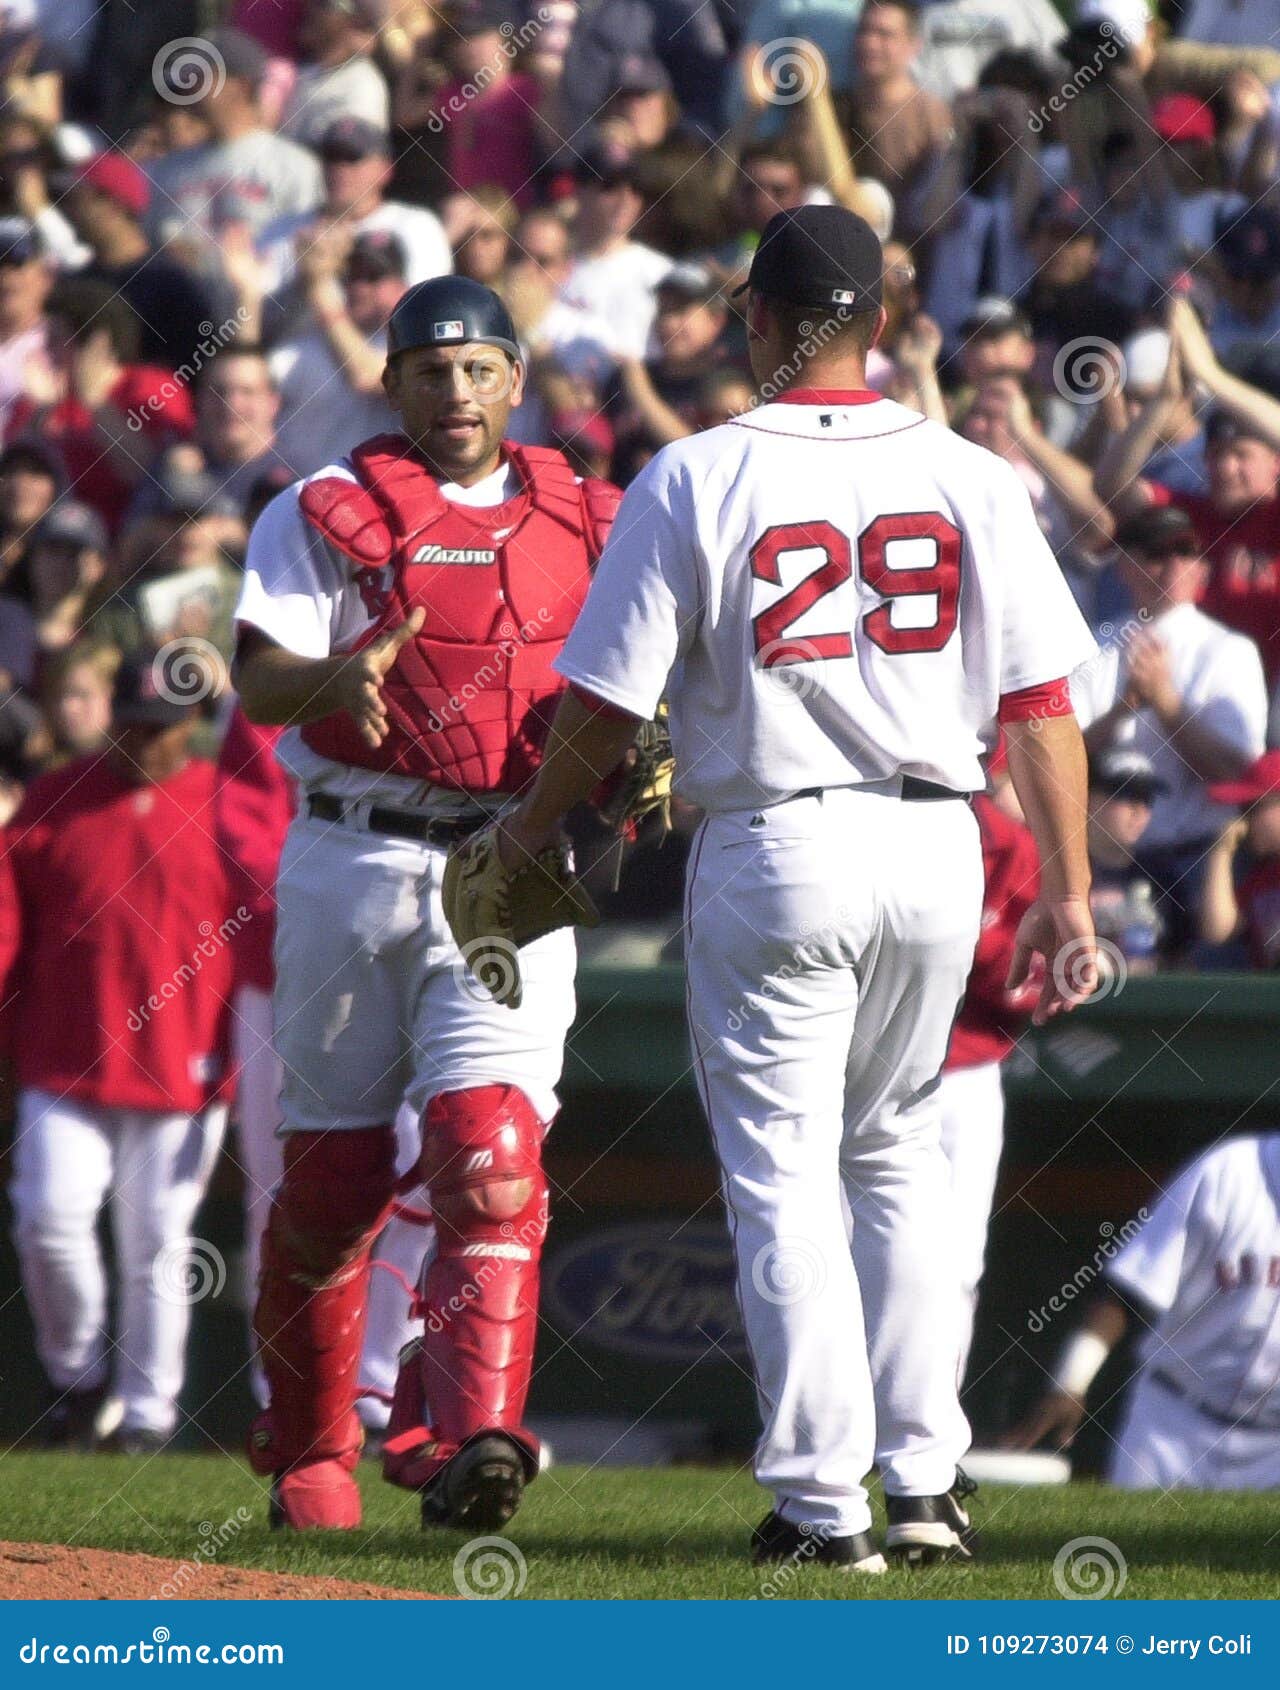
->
[10,1088,227,1436]
[685,785,982,1535]
[231,981,429,1427]
[270,811,576,1133]
[936,1058,1006,1383]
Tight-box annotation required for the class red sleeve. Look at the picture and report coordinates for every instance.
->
[998,678,1071,722]
[212,710,294,919]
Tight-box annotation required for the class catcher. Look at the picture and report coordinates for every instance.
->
[232,275,630,1532]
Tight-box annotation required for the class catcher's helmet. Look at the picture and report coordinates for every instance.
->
[387,275,520,362]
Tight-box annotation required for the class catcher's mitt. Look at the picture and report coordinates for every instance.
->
[442,826,599,1009]
[596,703,675,836]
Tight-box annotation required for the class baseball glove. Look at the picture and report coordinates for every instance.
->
[596,703,676,836]
[442,826,599,1009]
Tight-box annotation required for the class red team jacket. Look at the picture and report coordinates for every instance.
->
[945,794,1041,1071]
[212,710,294,995]
[0,755,235,1113]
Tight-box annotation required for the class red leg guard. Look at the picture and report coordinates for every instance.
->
[250,1127,396,1475]
[384,1086,544,1488]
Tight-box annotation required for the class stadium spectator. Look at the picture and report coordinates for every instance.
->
[0,439,57,589]
[562,139,672,359]
[64,152,221,374]
[611,264,731,451]
[0,114,88,272]
[6,278,195,532]
[1199,752,1280,965]
[269,228,404,475]
[2,655,234,1451]
[1072,504,1268,958]
[433,0,545,207]
[1098,297,1280,684]
[451,188,516,287]
[1016,187,1136,364]
[1086,746,1165,971]
[0,216,51,434]
[281,0,391,149]
[1207,204,1280,359]
[184,346,291,509]
[256,116,450,323]
[146,28,323,253]
[40,640,120,767]
[835,0,951,241]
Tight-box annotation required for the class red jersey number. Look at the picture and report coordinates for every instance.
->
[750,512,962,668]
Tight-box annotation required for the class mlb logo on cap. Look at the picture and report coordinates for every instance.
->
[433,319,465,340]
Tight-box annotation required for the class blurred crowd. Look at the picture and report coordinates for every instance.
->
[1,0,1280,974]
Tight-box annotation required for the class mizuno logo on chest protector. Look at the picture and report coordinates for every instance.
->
[411,544,497,565]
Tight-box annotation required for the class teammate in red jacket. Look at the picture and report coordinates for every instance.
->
[212,709,430,1431]
[232,277,621,1530]
[1,656,234,1450]
[939,790,1041,1380]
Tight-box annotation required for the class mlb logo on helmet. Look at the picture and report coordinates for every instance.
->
[832,289,855,305]
[433,319,465,340]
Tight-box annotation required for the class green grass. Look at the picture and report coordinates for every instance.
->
[1,1453,1276,1600]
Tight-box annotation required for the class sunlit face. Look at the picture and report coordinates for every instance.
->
[456,217,511,284]
[1090,791,1154,856]
[197,355,280,462]
[323,153,389,213]
[738,162,805,232]
[0,461,56,529]
[1120,544,1208,616]
[383,341,523,480]
[52,661,114,753]
[1207,436,1280,512]
[653,295,725,365]
[960,329,1034,385]
[344,270,405,333]
[512,214,570,285]
[854,3,918,80]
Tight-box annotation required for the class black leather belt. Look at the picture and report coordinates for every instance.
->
[1150,1367,1280,1434]
[307,792,488,847]
[794,777,969,803]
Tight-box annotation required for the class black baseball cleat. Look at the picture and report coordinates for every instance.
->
[38,1385,107,1450]
[421,1435,527,1532]
[751,1512,887,1573]
[884,1469,979,1567]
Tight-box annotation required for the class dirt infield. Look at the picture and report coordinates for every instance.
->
[1,1542,442,1600]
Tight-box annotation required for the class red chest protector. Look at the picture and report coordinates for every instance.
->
[298,434,620,792]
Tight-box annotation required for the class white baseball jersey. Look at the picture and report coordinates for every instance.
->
[1106,1134,1280,1428]
[555,393,1096,812]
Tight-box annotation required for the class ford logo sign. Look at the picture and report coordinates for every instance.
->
[543,1221,747,1363]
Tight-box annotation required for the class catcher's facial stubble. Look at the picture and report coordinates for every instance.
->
[384,343,526,486]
